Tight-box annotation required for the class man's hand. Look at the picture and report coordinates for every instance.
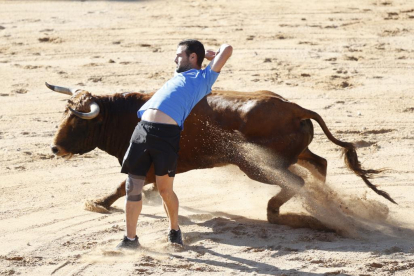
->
[205,50,216,61]
[207,44,233,73]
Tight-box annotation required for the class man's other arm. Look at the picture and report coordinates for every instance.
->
[205,44,233,73]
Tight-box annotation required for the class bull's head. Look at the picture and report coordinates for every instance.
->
[46,82,102,158]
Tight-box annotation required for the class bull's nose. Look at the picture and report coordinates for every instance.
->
[51,145,59,154]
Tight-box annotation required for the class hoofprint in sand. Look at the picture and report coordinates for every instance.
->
[0,0,413,275]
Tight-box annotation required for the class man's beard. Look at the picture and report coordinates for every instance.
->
[176,62,193,73]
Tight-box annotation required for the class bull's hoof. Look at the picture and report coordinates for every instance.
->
[84,199,111,214]
[267,209,280,224]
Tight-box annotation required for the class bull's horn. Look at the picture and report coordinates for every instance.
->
[69,102,100,120]
[45,82,78,96]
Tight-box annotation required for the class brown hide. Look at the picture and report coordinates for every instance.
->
[179,91,312,173]
[53,90,313,184]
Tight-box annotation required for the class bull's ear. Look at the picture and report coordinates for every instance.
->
[45,82,78,96]
[69,102,100,120]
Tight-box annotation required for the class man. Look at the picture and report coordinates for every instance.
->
[117,39,233,249]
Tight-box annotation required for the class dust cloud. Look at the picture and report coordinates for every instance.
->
[231,140,406,237]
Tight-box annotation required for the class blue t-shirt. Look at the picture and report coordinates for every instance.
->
[138,64,219,129]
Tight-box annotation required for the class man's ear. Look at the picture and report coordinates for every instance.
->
[190,53,197,61]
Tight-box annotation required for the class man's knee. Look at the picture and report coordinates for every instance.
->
[158,188,173,199]
[126,174,145,202]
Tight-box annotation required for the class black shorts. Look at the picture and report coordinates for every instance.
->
[121,121,181,177]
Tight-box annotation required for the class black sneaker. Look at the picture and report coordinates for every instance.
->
[167,229,183,245]
[116,235,140,250]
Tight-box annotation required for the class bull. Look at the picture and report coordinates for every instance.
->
[46,82,395,225]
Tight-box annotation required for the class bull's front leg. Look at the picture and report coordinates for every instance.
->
[84,180,160,213]
[84,180,126,213]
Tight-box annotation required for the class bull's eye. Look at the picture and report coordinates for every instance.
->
[67,116,88,134]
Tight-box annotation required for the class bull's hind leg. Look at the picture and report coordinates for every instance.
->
[297,147,327,183]
[236,161,305,224]
[267,186,298,224]
[265,171,305,224]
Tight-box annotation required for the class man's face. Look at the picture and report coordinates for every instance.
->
[175,45,193,73]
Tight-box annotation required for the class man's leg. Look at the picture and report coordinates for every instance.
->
[117,174,145,249]
[156,174,182,245]
[163,202,170,220]
[125,174,145,236]
[156,174,179,230]
[125,200,142,239]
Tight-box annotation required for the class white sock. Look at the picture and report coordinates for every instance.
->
[126,236,136,241]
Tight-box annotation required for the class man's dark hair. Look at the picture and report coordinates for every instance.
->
[178,39,205,67]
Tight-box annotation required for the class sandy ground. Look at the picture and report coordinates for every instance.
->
[1,0,414,275]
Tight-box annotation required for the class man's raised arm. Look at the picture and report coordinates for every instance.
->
[205,44,233,73]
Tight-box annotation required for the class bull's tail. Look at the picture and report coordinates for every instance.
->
[305,110,396,204]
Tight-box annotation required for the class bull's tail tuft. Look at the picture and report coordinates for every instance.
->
[342,146,396,204]
[342,146,383,178]
[305,110,397,204]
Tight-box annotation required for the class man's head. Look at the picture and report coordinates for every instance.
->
[175,39,205,73]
